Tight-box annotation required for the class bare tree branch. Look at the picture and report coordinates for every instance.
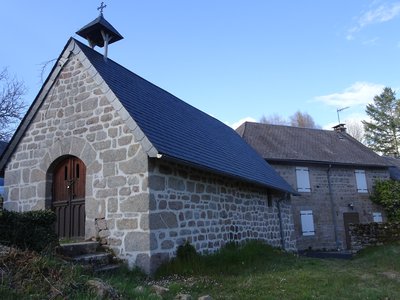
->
[0,68,27,141]
[39,58,57,84]
[260,114,288,125]
[346,119,365,144]
[260,111,320,129]
[289,110,320,129]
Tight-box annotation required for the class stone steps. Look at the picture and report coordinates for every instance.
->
[57,241,121,272]
[58,241,99,257]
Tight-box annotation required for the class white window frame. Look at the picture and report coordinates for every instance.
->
[296,167,311,192]
[372,212,383,223]
[355,170,368,193]
[300,210,315,236]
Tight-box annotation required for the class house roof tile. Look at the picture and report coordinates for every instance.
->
[236,122,389,167]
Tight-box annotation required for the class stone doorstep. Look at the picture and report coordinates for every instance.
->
[57,241,122,273]
[93,264,122,273]
[298,250,353,260]
[58,241,100,257]
[73,252,111,266]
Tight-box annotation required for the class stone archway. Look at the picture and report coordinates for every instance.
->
[52,156,86,238]
[42,137,98,240]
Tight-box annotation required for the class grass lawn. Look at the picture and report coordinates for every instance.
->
[102,241,400,299]
[1,241,400,299]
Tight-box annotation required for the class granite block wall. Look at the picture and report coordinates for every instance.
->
[143,159,296,272]
[349,222,400,251]
[272,163,388,250]
[3,55,151,269]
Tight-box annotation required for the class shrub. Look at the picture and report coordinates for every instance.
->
[0,210,58,252]
[176,241,198,261]
[371,180,400,222]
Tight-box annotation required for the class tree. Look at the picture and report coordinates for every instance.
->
[260,111,319,128]
[362,87,400,155]
[289,110,319,128]
[346,120,365,143]
[0,68,26,141]
[259,113,288,125]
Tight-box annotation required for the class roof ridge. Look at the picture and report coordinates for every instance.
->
[247,121,330,132]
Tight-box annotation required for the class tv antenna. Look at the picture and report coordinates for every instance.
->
[337,106,350,124]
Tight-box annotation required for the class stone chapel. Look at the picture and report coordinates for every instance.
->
[0,10,296,273]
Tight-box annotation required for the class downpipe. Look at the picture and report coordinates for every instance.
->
[277,193,289,251]
[327,164,341,250]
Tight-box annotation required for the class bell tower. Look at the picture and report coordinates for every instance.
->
[76,2,123,61]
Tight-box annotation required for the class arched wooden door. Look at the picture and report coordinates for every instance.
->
[52,157,86,239]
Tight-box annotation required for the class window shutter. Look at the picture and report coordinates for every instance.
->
[300,210,315,236]
[296,167,311,192]
[373,212,383,223]
[355,170,368,193]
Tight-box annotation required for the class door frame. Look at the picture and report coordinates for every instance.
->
[49,155,86,239]
[343,212,360,250]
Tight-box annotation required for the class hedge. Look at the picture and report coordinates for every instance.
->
[0,210,59,252]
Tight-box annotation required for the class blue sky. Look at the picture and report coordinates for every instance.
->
[1,1,400,129]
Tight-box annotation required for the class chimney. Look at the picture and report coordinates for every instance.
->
[332,123,346,133]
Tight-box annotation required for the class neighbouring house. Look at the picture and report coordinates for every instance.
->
[0,13,296,273]
[237,122,390,251]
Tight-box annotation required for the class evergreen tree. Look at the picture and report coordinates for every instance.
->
[362,87,400,155]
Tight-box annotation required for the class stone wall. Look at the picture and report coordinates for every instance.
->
[144,159,296,272]
[349,222,400,251]
[272,163,388,250]
[3,55,151,268]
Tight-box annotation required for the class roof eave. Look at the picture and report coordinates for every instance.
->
[265,158,389,168]
[0,38,77,172]
[155,154,295,195]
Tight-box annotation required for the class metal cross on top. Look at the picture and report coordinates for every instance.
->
[98,2,107,15]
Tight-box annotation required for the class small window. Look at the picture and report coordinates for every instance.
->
[296,167,311,192]
[76,163,80,179]
[300,210,315,236]
[373,212,383,223]
[64,166,68,180]
[355,170,368,193]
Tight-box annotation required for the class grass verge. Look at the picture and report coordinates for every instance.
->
[154,241,400,299]
[1,241,400,299]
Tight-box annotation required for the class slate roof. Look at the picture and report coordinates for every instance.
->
[0,38,294,194]
[383,156,400,180]
[78,40,296,192]
[0,141,8,156]
[236,122,389,167]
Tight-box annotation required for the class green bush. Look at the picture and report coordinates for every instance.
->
[371,180,400,221]
[156,240,287,277]
[176,241,198,261]
[0,210,58,252]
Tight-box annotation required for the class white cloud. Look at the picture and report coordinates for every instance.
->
[315,82,384,107]
[362,37,379,46]
[226,117,256,129]
[347,2,400,40]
